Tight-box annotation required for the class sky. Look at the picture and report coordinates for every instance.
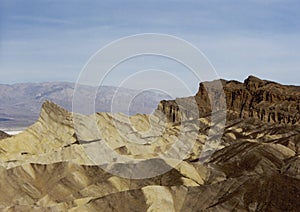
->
[0,0,300,95]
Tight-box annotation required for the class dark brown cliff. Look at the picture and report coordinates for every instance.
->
[158,76,300,125]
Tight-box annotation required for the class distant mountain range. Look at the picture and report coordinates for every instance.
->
[0,82,170,129]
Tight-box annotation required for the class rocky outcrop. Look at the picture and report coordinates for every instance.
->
[158,76,300,125]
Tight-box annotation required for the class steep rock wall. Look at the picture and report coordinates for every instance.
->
[158,76,300,125]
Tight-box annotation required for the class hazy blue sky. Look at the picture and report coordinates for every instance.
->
[0,0,299,93]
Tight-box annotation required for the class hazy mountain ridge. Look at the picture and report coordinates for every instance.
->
[0,82,170,128]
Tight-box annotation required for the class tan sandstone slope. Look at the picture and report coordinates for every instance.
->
[0,76,299,211]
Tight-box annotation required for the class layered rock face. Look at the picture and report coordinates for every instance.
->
[158,76,300,125]
[0,76,299,211]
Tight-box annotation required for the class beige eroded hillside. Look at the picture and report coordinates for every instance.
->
[0,76,299,211]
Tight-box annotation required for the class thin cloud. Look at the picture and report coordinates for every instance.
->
[11,15,73,25]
